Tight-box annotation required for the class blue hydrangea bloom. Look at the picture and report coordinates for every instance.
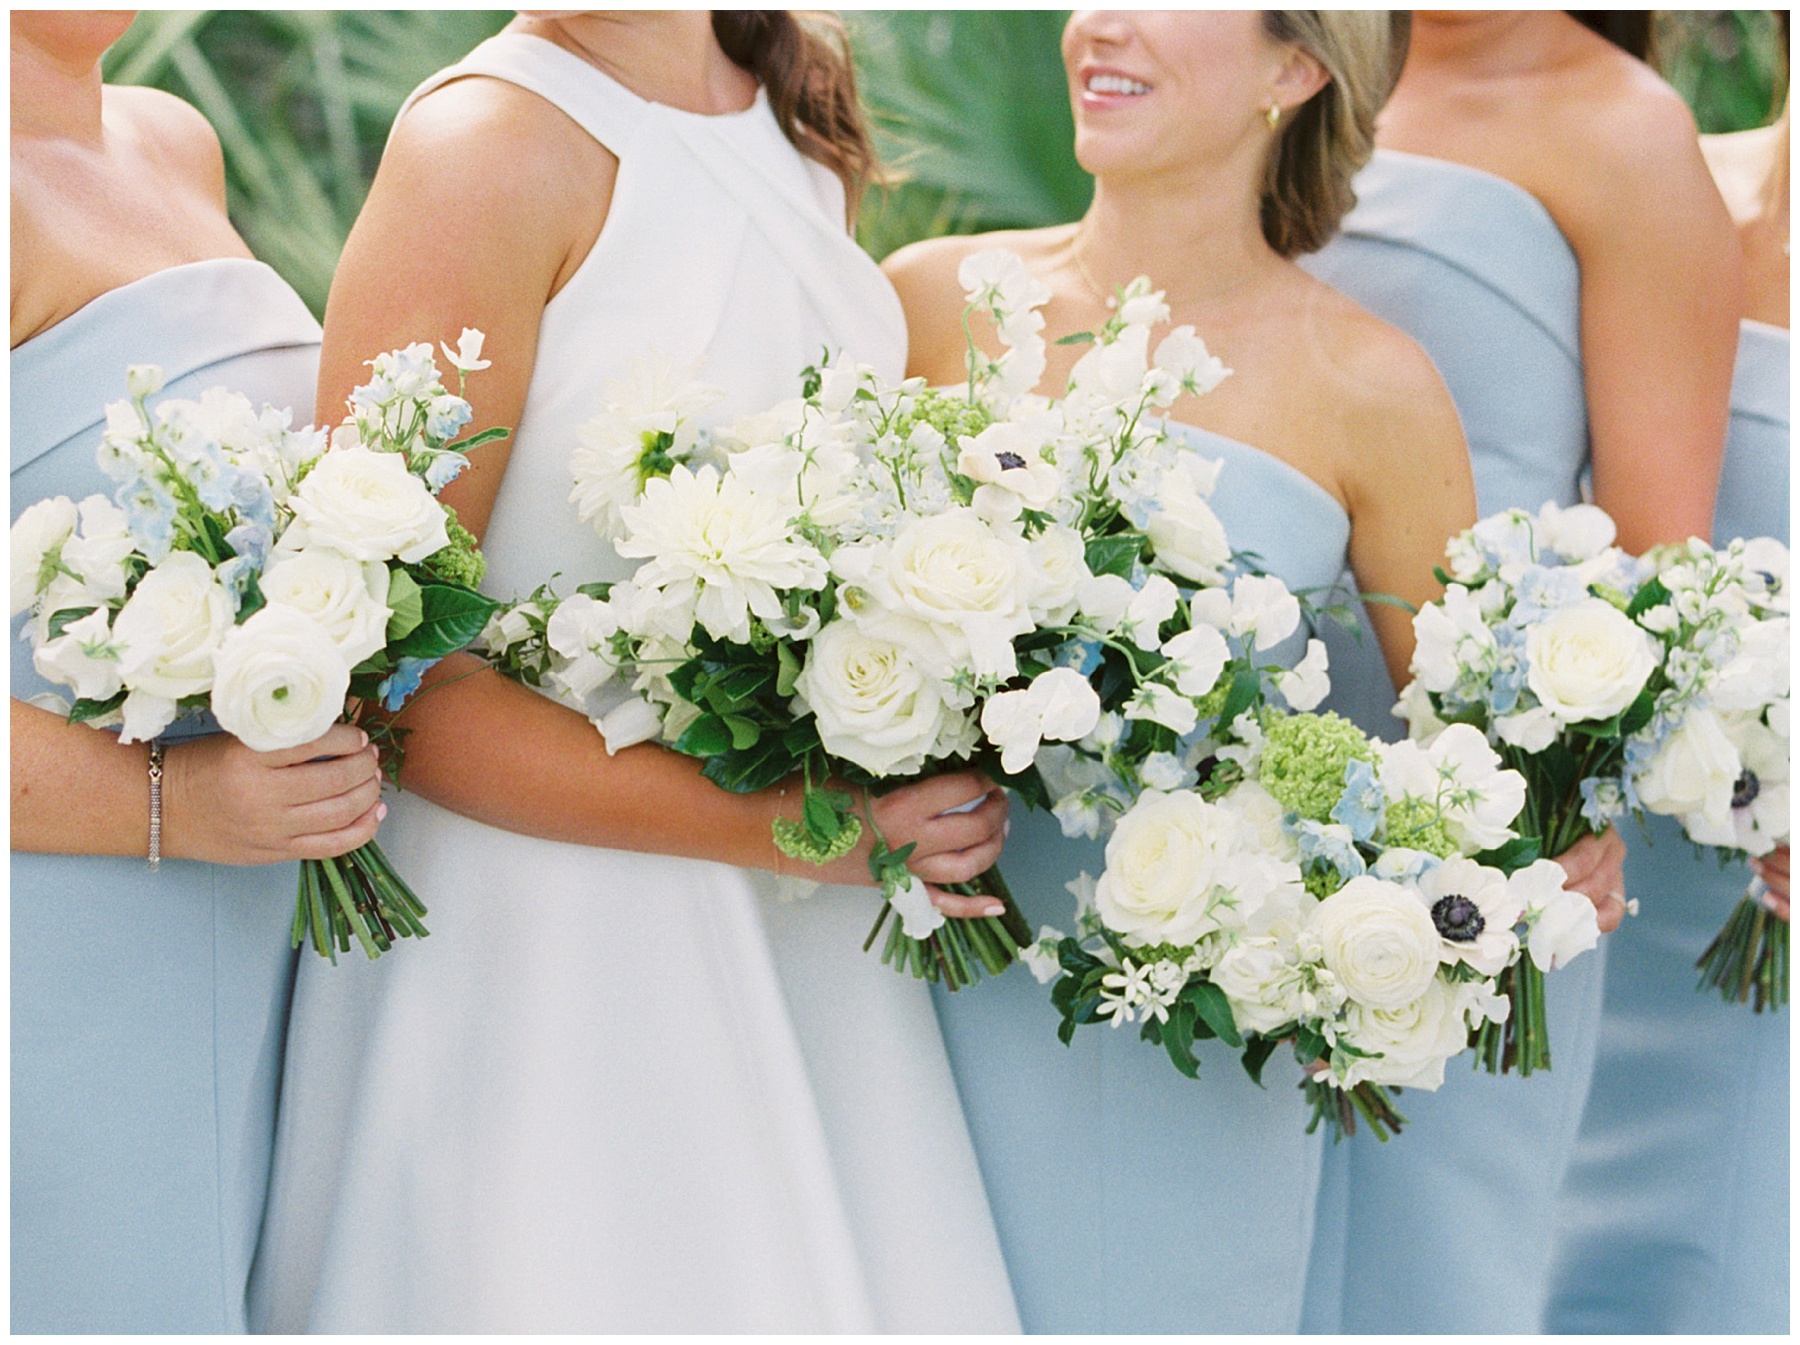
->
[378,655,441,712]
[1330,757,1386,842]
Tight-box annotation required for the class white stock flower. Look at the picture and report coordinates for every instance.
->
[1634,705,1742,846]
[796,621,952,777]
[112,551,234,703]
[1513,858,1600,971]
[211,604,351,752]
[1277,638,1331,712]
[32,607,124,703]
[11,496,79,617]
[289,446,451,564]
[618,464,828,645]
[1309,875,1442,1010]
[1526,597,1658,724]
[259,550,393,669]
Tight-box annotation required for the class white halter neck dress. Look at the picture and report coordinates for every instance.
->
[248,33,1016,1333]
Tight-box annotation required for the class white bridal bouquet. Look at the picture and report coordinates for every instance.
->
[1397,503,1791,1037]
[12,332,506,960]
[481,250,1346,989]
[1026,704,1599,1140]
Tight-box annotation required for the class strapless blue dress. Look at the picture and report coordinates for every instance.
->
[1544,320,1790,1333]
[932,424,1351,1332]
[1297,148,1608,1333]
[11,259,321,1332]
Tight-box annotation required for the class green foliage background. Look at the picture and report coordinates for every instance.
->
[102,10,1787,311]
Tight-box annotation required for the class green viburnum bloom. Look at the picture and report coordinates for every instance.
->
[895,388,994,447]
[1259,710,1376,823]
[772,814,863,866]
[1379,795,1458,858]
[421,507,486,589]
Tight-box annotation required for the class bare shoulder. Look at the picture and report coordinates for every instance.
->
[1297,272,1458,431]
[882,225,1067,380]
[104,84,227,199]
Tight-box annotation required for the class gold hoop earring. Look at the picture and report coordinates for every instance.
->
[1266,103,1282,129]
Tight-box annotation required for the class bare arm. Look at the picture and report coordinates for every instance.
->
[320,79,1004,899]
[1560,90,1740,552]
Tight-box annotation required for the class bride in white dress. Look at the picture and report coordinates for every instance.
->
[248,13,1019,1333]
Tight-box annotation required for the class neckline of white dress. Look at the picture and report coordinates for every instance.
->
[506,30,770,125]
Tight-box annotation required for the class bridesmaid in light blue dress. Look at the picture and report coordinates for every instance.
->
[884,13,1478,1331]
[11,14,380,1332]
[1297,12,1740,1334]
[1544,105,1791,1335]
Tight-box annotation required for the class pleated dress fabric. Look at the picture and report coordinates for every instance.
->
[932,426,1351,1333]
[246,34,1018,1334]
[11,258,321,1332]
[1543,319,1790,1334]
[1296,148,1610,1334]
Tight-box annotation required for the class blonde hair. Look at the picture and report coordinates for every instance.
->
[1258,12,1410,257]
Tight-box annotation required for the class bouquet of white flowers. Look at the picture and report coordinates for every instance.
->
[482,250,1347,989]
[1628,536,1789,1010]
[12,331,505,960]
[1027,708,1599,1140]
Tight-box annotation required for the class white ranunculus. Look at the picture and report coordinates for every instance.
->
[32,606,124,703]
[289,445,451,564]
[11,496,79,617]
[1277,638,1331,712]
[112,551,234,701]
[258,550,393,669]
[1525,597,1658,724]
[1634,706,1741,845]
[796,620,950,777]
[1512,858,1601,971]
[1095,790,1291,946]
[1535,501,1616,560]
[1335,977,1471,1091]
[211,604,350,752]
[1213,936,1305,1034]
[1145,457,1231,586]
[1308,874,1442,1010]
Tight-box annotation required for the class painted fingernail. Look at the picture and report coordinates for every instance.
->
[358,729,370,748]
[984,902,1004,916]
[377,803,389,821]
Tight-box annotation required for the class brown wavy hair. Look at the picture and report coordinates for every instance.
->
[711,11,878,221]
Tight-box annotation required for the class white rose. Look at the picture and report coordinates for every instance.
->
[210,604,351,752]
[1095,790,1266,946]
[1145,457,1231,585]
[796,621,950,777]
[1309,875,1442,1009]
[11,496,79,617]
[1336,977,1471,1091]
[258,550,393,669]
[1525,597,1658,724]
[1634,706,1742,845]
[289,445,451,564]
[32,606,125,703]
[112,551,234,701]
[1213,937,1306,1034]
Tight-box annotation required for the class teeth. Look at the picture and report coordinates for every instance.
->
[1087,73,1150,96]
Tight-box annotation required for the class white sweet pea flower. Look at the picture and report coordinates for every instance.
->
[957,247,1053,314]
[1121,572,1180,651]
[1152,325,1232,397]
[1535,501,1616,560]
[1393,678,1450,744]
[1161,624,1230,698]
[1525,597,1658,724]
[1077,572,1136,633]
[596,694,665,753]
[1634,705,1742,847]
[60,496,138,604]
[1410,585,1497,695]
[1145,457,1231,585]
[439,327,491,373]
[980,667,1101,775]
[1116,279,1171,328]
[1276,638,1331,712]
[1022,929,1067,984]
[1069,324,1150,403]
[1125,681,1199,736]
[1493,704,1560,753]
[211,604,351,752]
[1026,524,1089,625]
[890,873,948,939]
[119,689,178,744]
[1229,574,1302,651]
[1514,858,1601,971]
[1378,724,1526,853]
[11,496,79,617]
[32,607,124,704]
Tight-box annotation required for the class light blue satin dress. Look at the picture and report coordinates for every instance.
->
[933,426,1350,1333]
[1544,320,1790,1334]
[1297,148,1609,1334]
[11,259,320,1333]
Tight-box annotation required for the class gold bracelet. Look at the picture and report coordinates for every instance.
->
[147,741,165,870]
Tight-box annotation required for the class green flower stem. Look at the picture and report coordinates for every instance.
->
[293,839,431,963]
[1698,896,1790,1012]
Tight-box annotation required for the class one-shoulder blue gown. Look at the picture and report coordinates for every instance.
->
[11,259,320,1332]
[1544,319,1790,1333]
[933,425,1352,1332]
[1297,148,1607,1334]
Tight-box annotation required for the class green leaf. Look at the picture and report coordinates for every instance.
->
[705,663,772,713]
[1055,330,1097,346]
[675,713,733,758]
[68,692,128,724]
[45,606,98,639]
[722,714,762,751]
[385,569,423,641]
[1472,835,1543,875]
[1619,686,1656,738]
[1293,1026,1328,1065]
[1240,1035,1280,1087]
[389,583,497,659]
[775,641,802,699]
[1186,978,1243,1048]
[454,425,510,453]
[700,737,795,794]
[1625,575,1672,619]
[1214,666,1261,733]
[1084,531,1144,579]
